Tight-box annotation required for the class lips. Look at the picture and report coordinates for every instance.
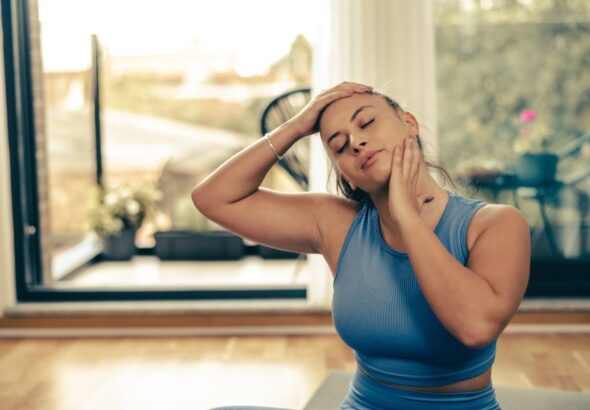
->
[361,150,382,170]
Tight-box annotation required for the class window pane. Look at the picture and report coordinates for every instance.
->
[31,0,318,290]
[33,0,96,283]
[434,0,590,261]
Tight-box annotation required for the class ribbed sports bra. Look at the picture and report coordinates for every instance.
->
[332,190,496,387]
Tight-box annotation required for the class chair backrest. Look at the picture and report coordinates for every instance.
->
[260,88,311,190]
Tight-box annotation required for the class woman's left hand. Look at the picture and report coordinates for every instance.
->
[388,135,424,226]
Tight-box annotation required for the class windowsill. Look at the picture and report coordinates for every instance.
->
[2,297,590,318]
[2,299,327,316]
[517,297,590,312]
[55,255,309,288]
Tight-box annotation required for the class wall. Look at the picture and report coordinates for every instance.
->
[0,2,16,316]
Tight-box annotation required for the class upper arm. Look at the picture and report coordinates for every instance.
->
[191,188,340,255]
[466,205,531,335]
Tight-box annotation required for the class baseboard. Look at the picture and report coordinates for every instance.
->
[0,311,588,333]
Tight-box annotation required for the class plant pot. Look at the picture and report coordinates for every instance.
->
[154,229,244,260]
[515,153,558,187]
[102,227,136,260]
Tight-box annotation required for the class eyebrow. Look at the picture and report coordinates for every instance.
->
[327,105,375,144]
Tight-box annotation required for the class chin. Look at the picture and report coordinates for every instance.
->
[362,174,389,192]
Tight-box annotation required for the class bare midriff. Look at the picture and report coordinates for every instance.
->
[357,364,492,393]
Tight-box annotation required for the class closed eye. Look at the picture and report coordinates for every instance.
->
[337,119,375,154]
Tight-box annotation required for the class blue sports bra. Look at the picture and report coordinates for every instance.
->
[332,190,496,387]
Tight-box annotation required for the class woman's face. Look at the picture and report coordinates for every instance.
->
[319,93,418,192]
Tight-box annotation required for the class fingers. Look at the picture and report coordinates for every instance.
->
[322,89,354,101]
[316,90,355,111]
[317,84,372,109]
[339,81,373,90]
[405,136,420,182]
[308,82,373,135]
[402,136,413,178]
[344,83,373,93]
[393,136,419,183]
[392,141,403,176]
[410,136,420,180]
[320,82,373,96]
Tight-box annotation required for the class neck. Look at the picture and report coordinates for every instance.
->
[370,165,448,235]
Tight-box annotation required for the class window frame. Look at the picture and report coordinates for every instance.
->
[2,0,306,302]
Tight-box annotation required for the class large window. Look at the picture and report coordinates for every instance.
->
[434,0,590,294]
[6,0,590,302]
[5,0,318,301]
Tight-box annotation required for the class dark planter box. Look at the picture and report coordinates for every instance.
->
[102,227,136,261]
[515,153,558,187]
[257,244,304,260]
[154,230,244,260]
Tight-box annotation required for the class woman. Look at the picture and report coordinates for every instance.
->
[195,82,531,410]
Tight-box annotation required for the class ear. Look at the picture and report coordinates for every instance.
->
[403,111,420,137]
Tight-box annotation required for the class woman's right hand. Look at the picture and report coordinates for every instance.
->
[287,81,374,139]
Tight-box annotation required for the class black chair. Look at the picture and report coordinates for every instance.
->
[260,87,311,190]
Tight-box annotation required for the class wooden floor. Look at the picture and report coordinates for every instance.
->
[0,333,589,410]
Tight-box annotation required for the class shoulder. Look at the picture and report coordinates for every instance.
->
[314,193,362,227]
[313,192,362,213]
[313,193,363,251]
[468,203,529,250]
[472,203,528,230]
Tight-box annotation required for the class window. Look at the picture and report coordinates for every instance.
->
[434,0,590,295]
[5,0,319,301]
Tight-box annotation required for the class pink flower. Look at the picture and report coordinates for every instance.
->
[520,109,537,123]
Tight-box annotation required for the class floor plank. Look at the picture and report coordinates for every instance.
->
[0,333,588,409]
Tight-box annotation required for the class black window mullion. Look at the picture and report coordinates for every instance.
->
[2,0,43,291]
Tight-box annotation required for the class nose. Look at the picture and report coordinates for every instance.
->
[350,134,367,153]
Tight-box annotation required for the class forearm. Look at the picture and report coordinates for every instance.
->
[191,121,301,209]
[400,217,498,347]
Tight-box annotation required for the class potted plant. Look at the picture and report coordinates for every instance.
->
[83,182,163,260]
[153,197,244,260]
[512,108,558,187]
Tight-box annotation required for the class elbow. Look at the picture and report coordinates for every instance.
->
[190,189,200,206]
[460,324,497,349]
[191,189,208,213]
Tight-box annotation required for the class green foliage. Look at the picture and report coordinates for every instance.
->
[435,2,590,176]
[83,182,163,236]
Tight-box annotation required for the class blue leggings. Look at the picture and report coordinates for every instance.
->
[338,369,501,410]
